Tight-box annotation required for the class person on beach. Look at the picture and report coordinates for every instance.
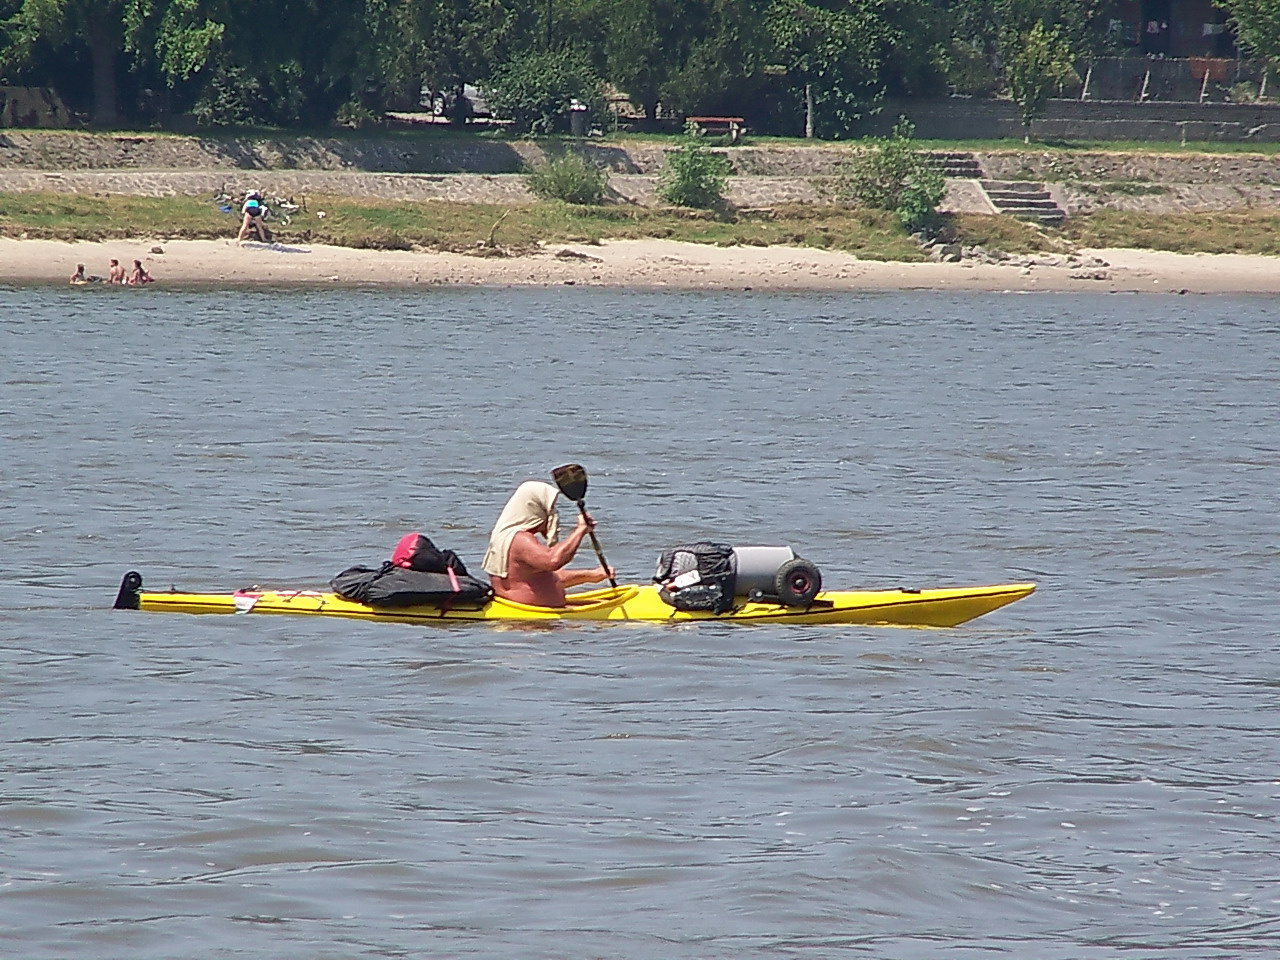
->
[237,190,271,243]
[70,263,104,284]
[125,260,153,285]
[107,258,125,284]
[481,479,614,607]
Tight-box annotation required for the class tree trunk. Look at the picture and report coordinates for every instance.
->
[805,82,814,139]
[85,6,120,128]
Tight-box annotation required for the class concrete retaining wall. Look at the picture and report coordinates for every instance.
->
[4,130,1280,213]
[4,130,1280,183]
[976,151,1280,184]
[0,131,862,177]
[864,98,1280,143]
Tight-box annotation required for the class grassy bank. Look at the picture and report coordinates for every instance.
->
[1063,209,1280,255]
[19,124,1280,156]
[0,192,929,260]
[2,191,1279,258]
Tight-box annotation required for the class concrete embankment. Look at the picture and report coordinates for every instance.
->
[2,130,1280,214]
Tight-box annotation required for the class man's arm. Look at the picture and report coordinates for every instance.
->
[557,565,616,588]
[508,520,591,573]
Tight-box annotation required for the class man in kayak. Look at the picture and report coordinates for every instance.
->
[482,480,614,607]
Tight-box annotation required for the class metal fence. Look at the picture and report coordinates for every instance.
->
[1077,57,1272,103]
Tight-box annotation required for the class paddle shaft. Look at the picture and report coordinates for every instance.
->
[573,498,618,587]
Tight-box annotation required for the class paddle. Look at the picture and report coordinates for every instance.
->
[552,463,618,588]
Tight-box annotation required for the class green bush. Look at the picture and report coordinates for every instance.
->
[190,61,272,127]
[941,41,1000,97]
[482,49,603,136]
[658,122,732,209]
[841,118,944,234]
[527,151,609,204]
[1229,81,1261,104]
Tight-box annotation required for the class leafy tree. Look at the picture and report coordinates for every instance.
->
[189,0,417,127]
[1004,20,1077,142]
[189,59,269,126]
[767,0,874,138]
[762,0,943,139]
[0,0,224,126]
[658,0,774,118]
[482,46,602,134]
[936,0,1106,96]
[2,0,130,126]
[418,0,530,122]
[1219,0,1280,67]
[598,0,690,124]
[129,0,223,83]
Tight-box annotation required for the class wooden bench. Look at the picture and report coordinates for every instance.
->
[685,116,747,143]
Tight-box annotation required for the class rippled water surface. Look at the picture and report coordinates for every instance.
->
[2,285,1278,959]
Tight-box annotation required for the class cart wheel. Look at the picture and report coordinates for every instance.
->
[773,558,822,606]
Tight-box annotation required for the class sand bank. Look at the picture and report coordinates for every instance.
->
[2,237,1277,294]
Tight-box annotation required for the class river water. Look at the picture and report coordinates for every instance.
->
[2,284,1277,959]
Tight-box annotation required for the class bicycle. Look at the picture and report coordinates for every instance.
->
[212,183,235,211]
[265,195,304,227]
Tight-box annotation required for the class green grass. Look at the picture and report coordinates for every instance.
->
[604,131,1280,155]
[913,137,1280,155]
[940,212,1070,254]
[20,118,1280,153]
[1063,209,1280,255]
[20,125,1280,158]
[4,191,1279,259]
[0,192,932,259]
[0,193,230,240]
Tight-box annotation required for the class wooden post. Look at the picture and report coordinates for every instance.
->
[805,83,814,139]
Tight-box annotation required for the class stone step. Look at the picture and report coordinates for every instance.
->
[978,178,1067,223]
[925,151,985,179]
[984,186,1053,196]
[999,203,1065,214]
[986,194,1058,207]
[980,179,1050,194]
[1002,209,1067,224]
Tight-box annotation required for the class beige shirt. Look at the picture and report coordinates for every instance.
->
[481,481,561,578]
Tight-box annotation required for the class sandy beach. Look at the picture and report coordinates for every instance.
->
[3,236,1278,294]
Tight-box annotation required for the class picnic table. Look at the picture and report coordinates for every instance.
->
[685,116,747,143]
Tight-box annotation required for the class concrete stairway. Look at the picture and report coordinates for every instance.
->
[925,151,985,178]
[979,180,1067,224]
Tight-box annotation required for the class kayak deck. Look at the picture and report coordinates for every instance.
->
[114,572,1035,628]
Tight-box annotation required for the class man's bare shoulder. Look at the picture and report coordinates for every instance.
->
[507,530,548,565]
[508,529,539,553]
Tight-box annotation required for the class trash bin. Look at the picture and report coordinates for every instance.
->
[569,99,588,137]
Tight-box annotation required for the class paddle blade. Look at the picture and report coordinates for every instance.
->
[551,463,588,502]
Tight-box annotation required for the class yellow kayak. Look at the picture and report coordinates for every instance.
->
[114,572,1034,628]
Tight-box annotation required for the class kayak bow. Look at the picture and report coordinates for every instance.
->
[113,571,1034,628]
